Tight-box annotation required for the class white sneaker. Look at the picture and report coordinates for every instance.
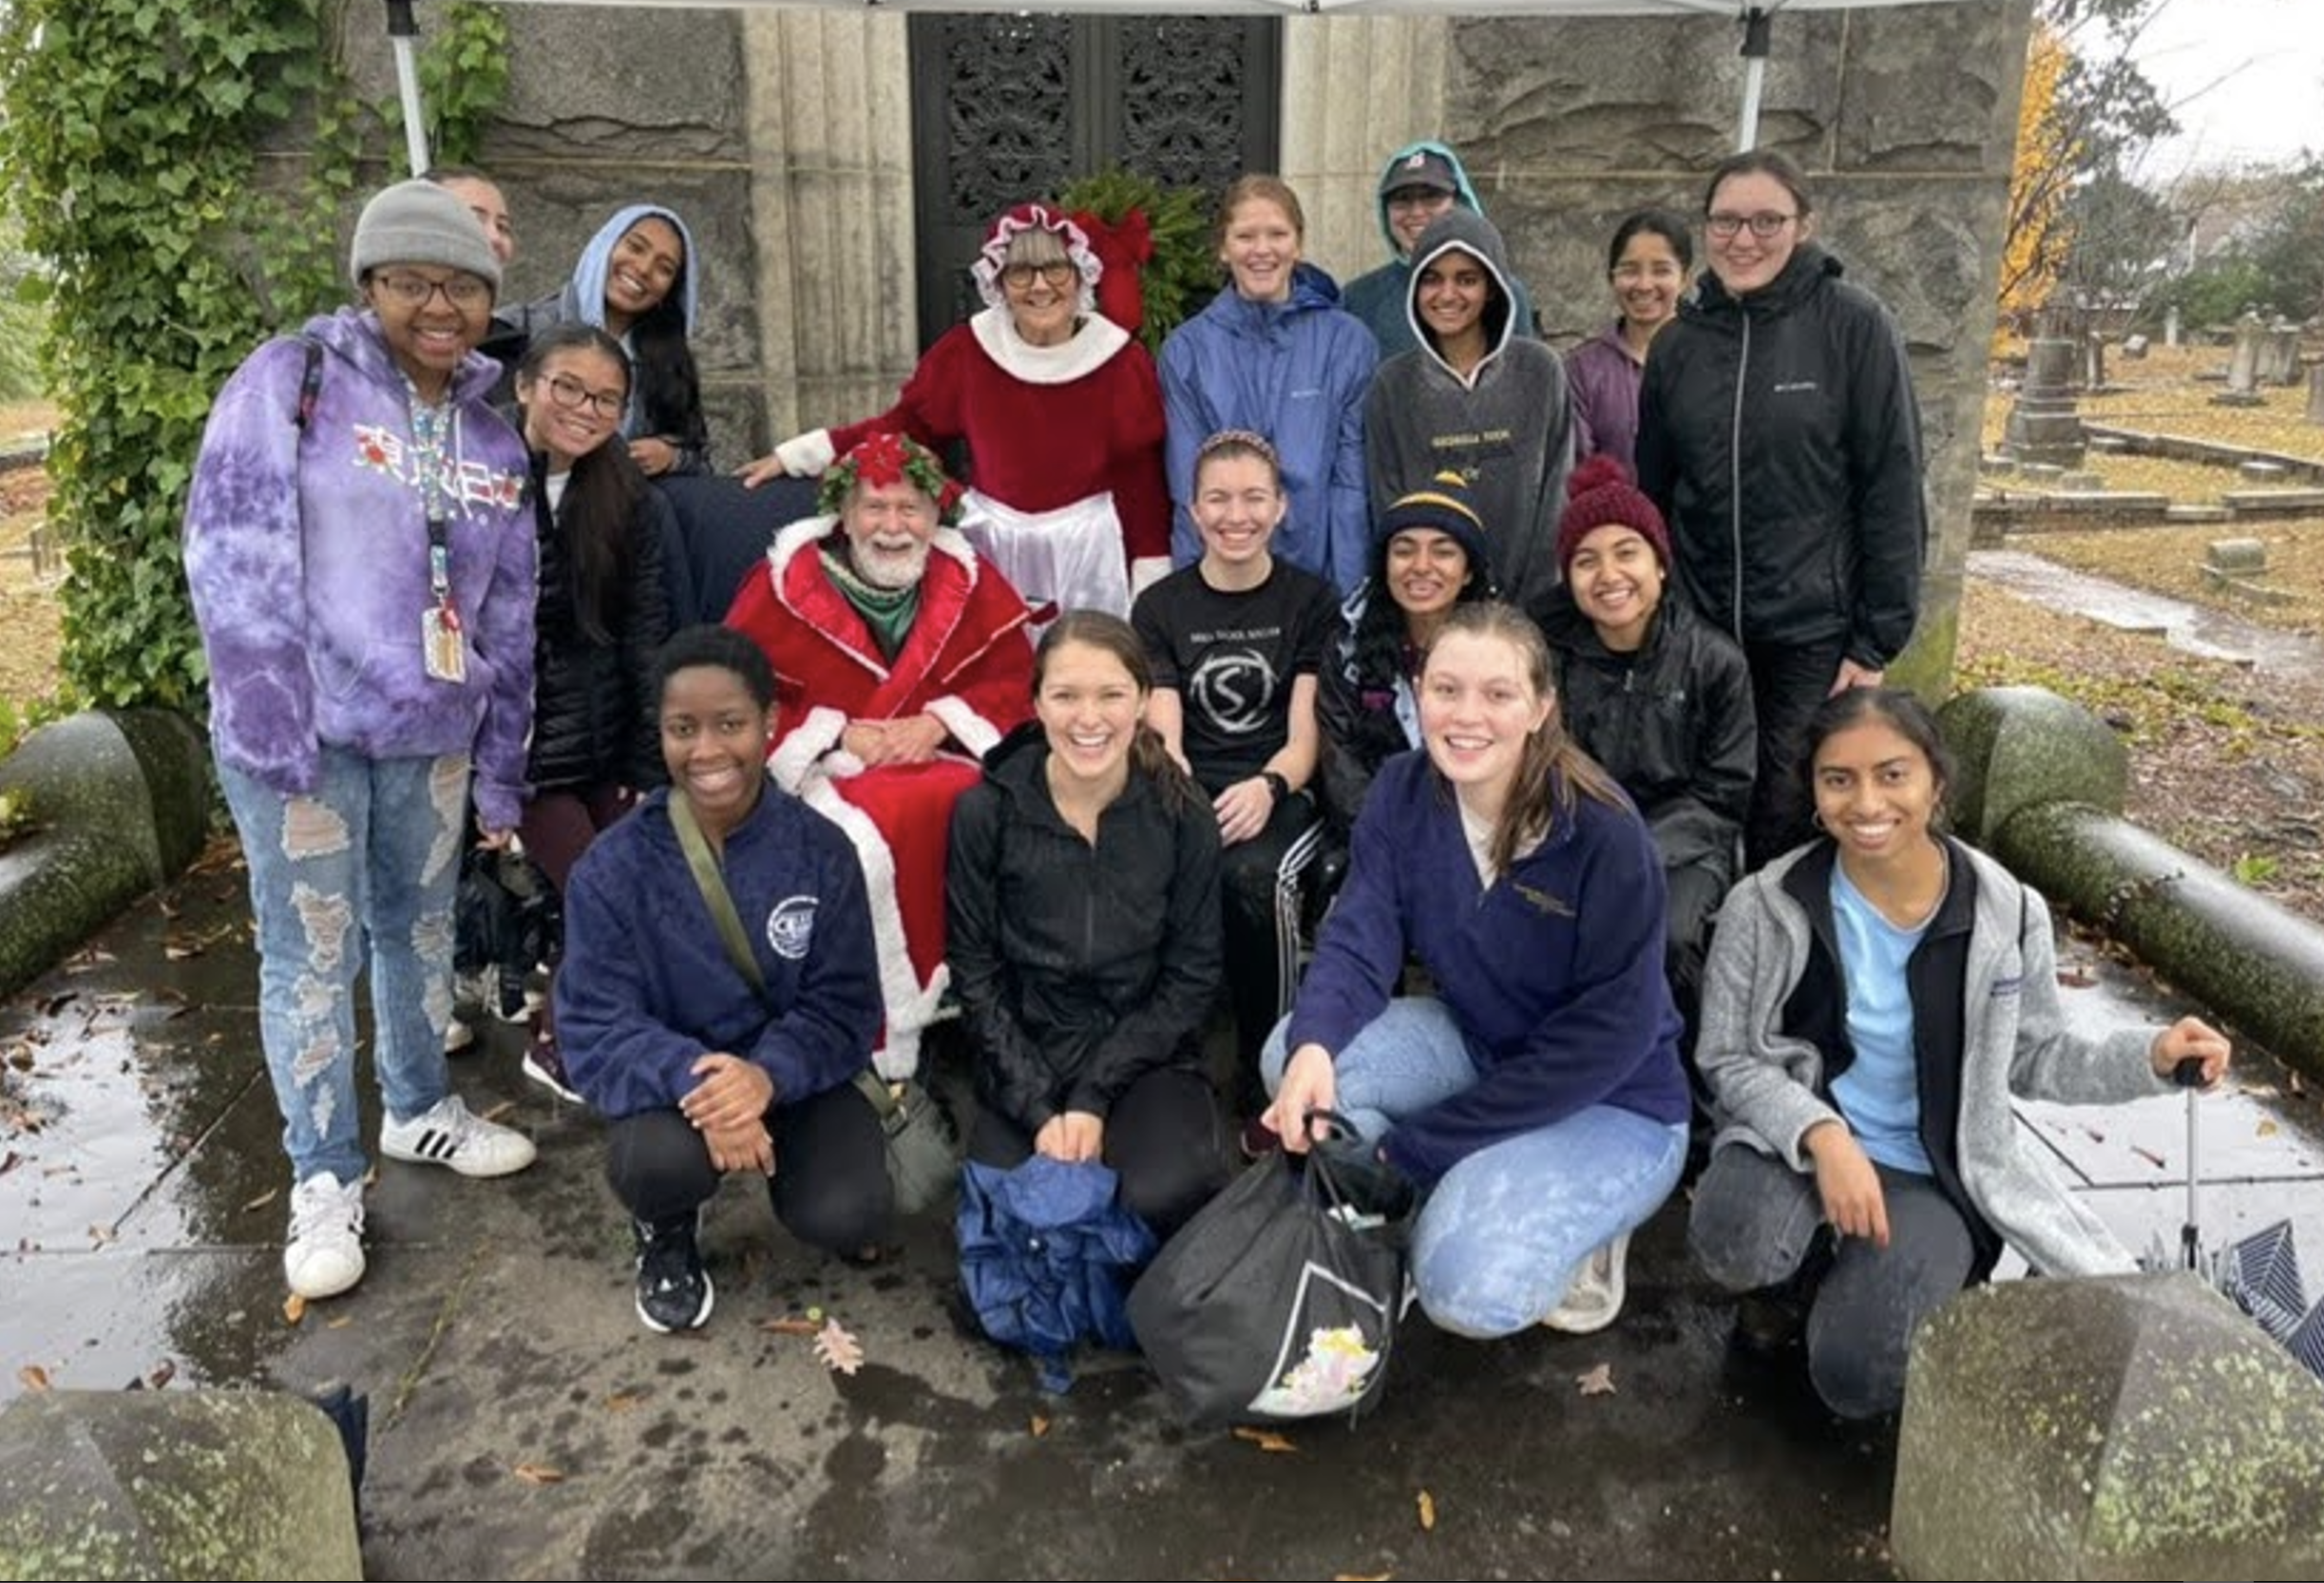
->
[380,1094,538,1178]
[285,1172,367,1300]
[1542,1230,1630,1334]
[443,1016,477,1056]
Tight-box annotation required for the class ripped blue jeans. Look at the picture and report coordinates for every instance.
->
[219,749,469,1184]
[1265,997,1687,1339]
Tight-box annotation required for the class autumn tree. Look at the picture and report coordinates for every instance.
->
[1998,0,2179,334]
[1999,20,2075,327]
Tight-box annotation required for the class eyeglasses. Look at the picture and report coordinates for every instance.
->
[371,271,492,309]
[1705,212,1796,240]
[543,372,626,421]
[1000,260,1077,291]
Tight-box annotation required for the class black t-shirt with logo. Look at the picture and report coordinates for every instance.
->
[1132,560,1341,794]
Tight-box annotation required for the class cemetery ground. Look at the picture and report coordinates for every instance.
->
[1970,341,2324,925]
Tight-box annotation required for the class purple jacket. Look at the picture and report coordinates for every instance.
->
[184,309,538,829]
[1565,323,1645,474]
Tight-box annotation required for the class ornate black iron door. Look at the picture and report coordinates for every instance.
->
[908,12,1281,348]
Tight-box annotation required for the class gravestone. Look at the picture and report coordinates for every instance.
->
[2308,364,2324,426]
[2001,333,2086,467]
[2082,331,2105,392]
[2163,304,2181,347]
[2121,332,2149,360]
[2213,311,2266,407]
[2259,321,2303,386]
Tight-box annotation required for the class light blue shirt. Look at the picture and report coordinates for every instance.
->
[1829,864,1935,1175]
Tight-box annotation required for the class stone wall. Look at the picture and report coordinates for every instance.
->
[321,0,2032,680]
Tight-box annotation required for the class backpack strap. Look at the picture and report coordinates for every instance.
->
[293,334,325,430]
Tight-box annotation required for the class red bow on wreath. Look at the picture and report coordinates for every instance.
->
[1071,206,1152,334]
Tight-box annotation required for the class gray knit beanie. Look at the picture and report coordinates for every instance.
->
[351,179,502,297]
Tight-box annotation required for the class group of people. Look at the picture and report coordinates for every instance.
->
[181,143,2231,1425]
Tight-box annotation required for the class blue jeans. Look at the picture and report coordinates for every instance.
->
[1264,998,1687,1339]
[220,749,470,1184]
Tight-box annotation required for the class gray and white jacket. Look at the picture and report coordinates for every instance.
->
[1698,838,2172,1277]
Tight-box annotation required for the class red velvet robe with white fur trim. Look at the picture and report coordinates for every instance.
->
[724,518,1035,1078]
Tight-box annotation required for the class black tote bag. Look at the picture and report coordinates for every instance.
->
[1126,1129,1409,1428]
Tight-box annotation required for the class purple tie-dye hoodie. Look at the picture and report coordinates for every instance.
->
[183,308,538,830]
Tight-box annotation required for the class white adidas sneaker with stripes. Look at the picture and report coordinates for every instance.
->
[380,1094,537,1177]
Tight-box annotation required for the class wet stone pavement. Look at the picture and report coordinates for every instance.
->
[5,854,2323,1580]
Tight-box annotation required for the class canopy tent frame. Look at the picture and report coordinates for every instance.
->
[380,0,1980,174]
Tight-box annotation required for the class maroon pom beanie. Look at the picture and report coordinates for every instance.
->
[1556,455,1671,571]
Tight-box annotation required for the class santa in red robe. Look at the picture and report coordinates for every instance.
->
[725,433,1036,1078]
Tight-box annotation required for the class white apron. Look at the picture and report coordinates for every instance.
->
[959,487,1131,627]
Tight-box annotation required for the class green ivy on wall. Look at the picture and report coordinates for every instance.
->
[0,0,509,716]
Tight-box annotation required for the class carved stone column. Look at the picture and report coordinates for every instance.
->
[739,10,920,442]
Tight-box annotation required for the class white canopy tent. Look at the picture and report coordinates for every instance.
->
[383,0,1988,174]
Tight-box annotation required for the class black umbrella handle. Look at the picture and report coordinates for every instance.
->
[2175,1058,2202,1270]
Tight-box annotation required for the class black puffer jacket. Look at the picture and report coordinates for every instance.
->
[1540,586,1756,878]
[944,721,1223,1132]
[525,457,672,794]
[1635,244,1925,667]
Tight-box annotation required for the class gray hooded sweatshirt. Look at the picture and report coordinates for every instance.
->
[1362,208,1573,611]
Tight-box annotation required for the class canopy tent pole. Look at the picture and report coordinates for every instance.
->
[386,0,432,177]
[1735,4,1773,151]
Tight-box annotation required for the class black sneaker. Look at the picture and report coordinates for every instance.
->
[633,1216,714,1334]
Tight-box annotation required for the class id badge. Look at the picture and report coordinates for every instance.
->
[421,606,467,683]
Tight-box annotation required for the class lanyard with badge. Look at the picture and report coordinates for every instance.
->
[410,393,467,683]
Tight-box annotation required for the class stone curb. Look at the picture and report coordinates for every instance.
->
[0,710,210,1002]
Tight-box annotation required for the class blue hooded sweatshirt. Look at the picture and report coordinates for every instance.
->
[1160,260,1378,593]
[1341,140,1540,361]
[1285,751,1690,1186]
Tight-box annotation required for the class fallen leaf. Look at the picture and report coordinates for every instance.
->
[2257,1119,2279,1137]
[145,1360,176,1389]
[479,1099,517,1124]
[86,1223,117,1246]
[240,1188,279,1213]
[1231,1425,1299,1454]
[1575,1362,1617,1397]
[605,1391,644,1413]
[1332,1573,1394,1581]
[813,1316,865,1376]
[0,1151,21,1177]
[2055,965,2097,987]
[759,1317,820,1336]
[2130,1144,2168,1170]
[1417,1489,1437,1531]
[16,1364,50,1392]
[283,1292,308,1326]
[326,1315,352,1330]
[162,940,201,961]
[512,1462,566,1485]
[1029,1415,1050,1438]
[2238,1081,2281,1099]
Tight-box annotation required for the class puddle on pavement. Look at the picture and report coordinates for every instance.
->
[1971,548,2324,677]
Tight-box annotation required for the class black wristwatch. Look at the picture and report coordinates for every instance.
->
[1260,770,1291,804]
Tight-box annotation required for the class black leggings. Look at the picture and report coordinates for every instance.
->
[605,1079,892,1253]
[968,1067,1229,1240]
[1217,794,1324,1113]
